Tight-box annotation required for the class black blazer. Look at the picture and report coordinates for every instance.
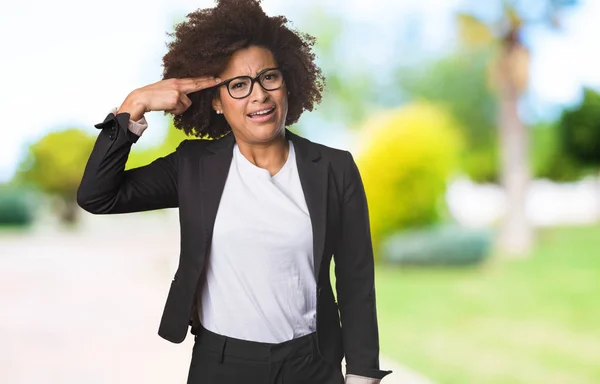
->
[77,112,391,380]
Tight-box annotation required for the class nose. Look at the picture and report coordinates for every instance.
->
[249,79,269,103]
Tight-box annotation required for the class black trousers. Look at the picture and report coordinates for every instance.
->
[187,324,345,384]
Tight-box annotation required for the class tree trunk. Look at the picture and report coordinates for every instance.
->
[496,36,533,257]
[58,197,79,226]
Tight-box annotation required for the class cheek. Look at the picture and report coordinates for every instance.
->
[222,98,248,116]
[277,89,289,108]
[281,94,289,114]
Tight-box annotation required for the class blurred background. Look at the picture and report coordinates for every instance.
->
[1,0,599,383]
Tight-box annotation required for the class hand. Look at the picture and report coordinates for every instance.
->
[117,76,221,121]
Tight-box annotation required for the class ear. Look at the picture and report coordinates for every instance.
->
[212,93,223,114]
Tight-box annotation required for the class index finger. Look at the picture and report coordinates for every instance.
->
[178,77,222,94]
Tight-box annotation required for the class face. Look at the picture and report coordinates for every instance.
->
[212,46,288,145]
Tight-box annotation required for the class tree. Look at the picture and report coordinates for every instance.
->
[559,87,600,171]
[395,50,499,182]
[458,0,579,256]
[16,128,96,224]
[530,120,582,182]
[559,87,600,219]
[296,7,380,131]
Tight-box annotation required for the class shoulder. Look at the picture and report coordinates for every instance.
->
[289,130,354,171]
[174,138,213,156]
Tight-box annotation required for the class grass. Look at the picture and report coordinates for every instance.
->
[375,224,600,384]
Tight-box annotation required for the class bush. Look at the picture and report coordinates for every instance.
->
[0,186,36,227]
[530,121,583,182]
[559,87,600,171]
[356,102,463,258]
[381,224,493,266]
[16,128,95,224]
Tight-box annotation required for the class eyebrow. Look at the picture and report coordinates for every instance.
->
[219,67,279,85]
[228,67,278,79]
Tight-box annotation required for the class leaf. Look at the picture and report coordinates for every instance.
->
[456,13,495,48]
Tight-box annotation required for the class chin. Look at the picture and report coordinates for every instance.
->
[245,122,285,141]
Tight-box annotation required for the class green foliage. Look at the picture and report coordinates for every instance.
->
[0,185,36,227]
[297,7,378,129]
[381,224,493,265]
[395,50,500,182]
[452,0,580,183]
[559,87,600,171]
[530,121,582,181]
[356,103,463,257]
[16,128,96,200]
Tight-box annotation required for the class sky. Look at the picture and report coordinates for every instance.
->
[1,0,599,182]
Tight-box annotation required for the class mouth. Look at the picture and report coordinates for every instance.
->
[247,106,276,121]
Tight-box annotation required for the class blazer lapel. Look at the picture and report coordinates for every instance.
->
[198,129,329,281]
[199,132,235,246]
[287,130,329,281]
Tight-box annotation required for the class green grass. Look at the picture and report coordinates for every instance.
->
[375,224,600,384]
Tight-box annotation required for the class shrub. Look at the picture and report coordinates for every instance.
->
[381,224,493,266]
[559,87,600,173]
[0,186,36,227]
[530,121,583,182]
[16,128,95,224]
[356,102,463,258]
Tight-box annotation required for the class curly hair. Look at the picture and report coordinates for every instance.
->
[161,0,325,139]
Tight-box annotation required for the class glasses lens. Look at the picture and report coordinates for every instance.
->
[228,77,251,98]
[259,69,283,90]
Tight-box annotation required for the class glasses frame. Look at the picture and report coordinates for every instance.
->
[217,67,285,99]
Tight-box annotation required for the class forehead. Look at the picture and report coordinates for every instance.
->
[221,46,278,78]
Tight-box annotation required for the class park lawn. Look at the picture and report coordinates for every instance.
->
[375,224,600,384]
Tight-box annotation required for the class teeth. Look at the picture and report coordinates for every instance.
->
[250,107,273,116]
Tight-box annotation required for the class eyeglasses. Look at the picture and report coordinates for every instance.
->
[218,67,284,99]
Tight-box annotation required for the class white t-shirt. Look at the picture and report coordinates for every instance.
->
[198,140,317,343]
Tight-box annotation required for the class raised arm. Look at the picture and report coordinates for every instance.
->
[76,111,183,214]
[77,76,219,214]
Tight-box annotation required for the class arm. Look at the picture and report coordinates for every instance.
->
[77,76,220,214]
[110,106,149,136]
[77,111,184,214]
[335,151,392,383]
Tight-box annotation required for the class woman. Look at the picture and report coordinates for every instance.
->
[77,0,391,383]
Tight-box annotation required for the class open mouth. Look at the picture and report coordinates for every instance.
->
[247,106,276,119]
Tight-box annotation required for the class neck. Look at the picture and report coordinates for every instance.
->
[234,130,289,174]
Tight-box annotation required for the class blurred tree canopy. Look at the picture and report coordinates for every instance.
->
[559,87,600,174]
[298,7,379,130]
[457,0,579,256]
[530,121,582,181]
[16,128,96,224]
[357,102,463,258]
[395,50,499,182]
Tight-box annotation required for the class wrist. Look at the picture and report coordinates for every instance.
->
[118,93,146,121]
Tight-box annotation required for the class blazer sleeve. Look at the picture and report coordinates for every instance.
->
[334,151,392,381]
[77,111,184,214]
